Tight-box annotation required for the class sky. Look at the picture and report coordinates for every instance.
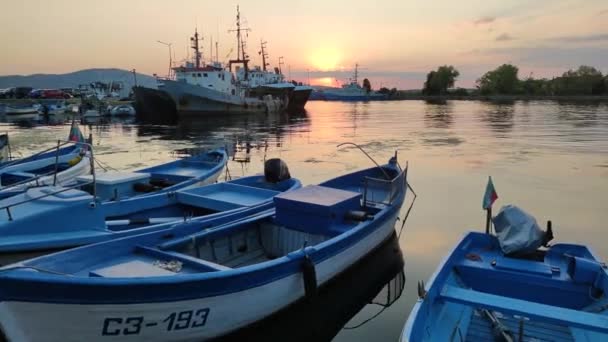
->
[1,0,607,89]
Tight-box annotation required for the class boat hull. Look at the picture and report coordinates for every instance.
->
[287,87,312,111]
[0,210,398,341]
[161,80,283,116]
[133,86,178,124]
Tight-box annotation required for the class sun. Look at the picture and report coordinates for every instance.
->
[310,48,341,71]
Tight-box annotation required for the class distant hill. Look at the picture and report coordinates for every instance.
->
[0,68,157,90]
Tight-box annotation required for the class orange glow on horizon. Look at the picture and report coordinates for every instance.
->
[310,77,340,87]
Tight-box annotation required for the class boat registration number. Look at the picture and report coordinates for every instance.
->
[101,308,210,336]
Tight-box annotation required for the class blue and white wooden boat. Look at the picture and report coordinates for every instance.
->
[0,168,299,260]
[72,148,228,201]
[0,143,91,197]
[402,216,608,341]
[0,155,407,341]
[0,142,79,169]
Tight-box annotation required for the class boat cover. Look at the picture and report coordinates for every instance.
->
[492,205,545,254]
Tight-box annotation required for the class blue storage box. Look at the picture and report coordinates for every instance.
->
[274,185,361,234]
[77,172,151,201]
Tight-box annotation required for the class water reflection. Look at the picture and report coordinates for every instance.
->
[424,101,454,129]
[478,103,515,135]
[556,103,601,128]
[218,232,405,342]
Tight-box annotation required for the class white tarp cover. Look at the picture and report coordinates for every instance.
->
[492,205,545,254]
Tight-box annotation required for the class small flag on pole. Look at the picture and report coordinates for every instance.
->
[482,176,498,210]
[68,119,85,143]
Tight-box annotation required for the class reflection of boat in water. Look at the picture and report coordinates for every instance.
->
[310,64,388,102]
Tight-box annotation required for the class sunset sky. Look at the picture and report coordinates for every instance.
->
[1,0,607,88]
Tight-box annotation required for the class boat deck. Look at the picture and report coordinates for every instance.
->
[465,309,574,342]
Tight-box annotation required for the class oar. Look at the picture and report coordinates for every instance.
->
[105,217,185,227]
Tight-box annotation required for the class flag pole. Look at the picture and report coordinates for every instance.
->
[485,206,492,234]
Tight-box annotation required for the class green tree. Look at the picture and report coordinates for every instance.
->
[553,65,605,95]
[362,78,371,93]
[422,65,460,95]
[477,64,520,95]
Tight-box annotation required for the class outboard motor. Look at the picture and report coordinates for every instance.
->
[264,158,291,183]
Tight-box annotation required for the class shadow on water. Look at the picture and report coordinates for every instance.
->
[556,102,602,128]
[135,111,310,155]
[216,232,405,342]
[478,103,515,135]
[424,101,454,129]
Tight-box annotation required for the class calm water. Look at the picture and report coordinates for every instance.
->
[2,100,608,340]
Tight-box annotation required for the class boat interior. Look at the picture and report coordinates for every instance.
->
[25,165,403,280]
[104,176,300,231]
[77,151,226,201]
[0,152,83,186]
[422,232,608,341]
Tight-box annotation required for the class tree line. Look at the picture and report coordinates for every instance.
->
[422,64,608,96]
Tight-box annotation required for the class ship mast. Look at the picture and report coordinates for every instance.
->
[228,5,251,79]
[352,63,359,85]
[259,40,269,71]
[190,29,203,68]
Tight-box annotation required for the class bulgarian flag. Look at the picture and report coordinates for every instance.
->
[68,119,85,143]
[482,176,498,209]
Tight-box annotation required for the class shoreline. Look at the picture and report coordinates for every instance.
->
[386,94,608,102]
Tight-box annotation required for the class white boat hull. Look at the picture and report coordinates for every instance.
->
[0,213,397,341]
[0,153,92,191]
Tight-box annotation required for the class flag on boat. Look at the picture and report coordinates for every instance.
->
[68,120,85,143]
[482,176,498,209]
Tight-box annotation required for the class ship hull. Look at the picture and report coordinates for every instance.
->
[133,86,177,124]
[287,87,312,111]
[161,80,284,116]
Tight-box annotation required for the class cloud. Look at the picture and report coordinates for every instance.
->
[474,46,608,69]
[495,33,515,42]
[474,16,495,25]
[547,33,608,43]
[598,9,608,16]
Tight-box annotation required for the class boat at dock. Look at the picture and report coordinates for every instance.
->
[402,204,608,341]
[0,142,91,198]
[1,105,40,120]
[310,64,388,102]
[0,153,407,341]
[0,158,294,262]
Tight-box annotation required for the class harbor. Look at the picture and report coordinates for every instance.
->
[1,1,608,341]
[0,99,604,339]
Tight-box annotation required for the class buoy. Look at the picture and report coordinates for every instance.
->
[302,254,317,300]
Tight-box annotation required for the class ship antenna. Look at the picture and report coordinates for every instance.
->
[228,5,251,78]
[278,56,284,75]
[259,40,269,72]
[190,28,203,68]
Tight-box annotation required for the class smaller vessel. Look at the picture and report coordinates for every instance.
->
[402,204,608,341]
[0,158,294,262]
[0,152,408,341]
[0,142,91,197]
[39,100,68,116]
[3,105,39,120]
[109,104,136,116]
[0,130,85,169]
[310,64,388,102]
